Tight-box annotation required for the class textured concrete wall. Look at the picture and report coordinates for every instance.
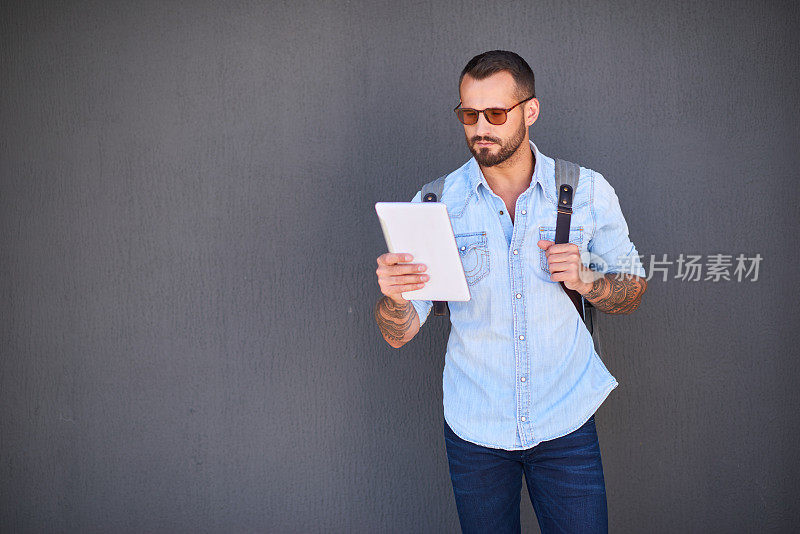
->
[2,1,798,532]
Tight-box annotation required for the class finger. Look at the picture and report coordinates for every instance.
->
[547,251,581,264]
[545,243,580,259]
[544,243,579,258]
[549,265,579,278]
[544,243,578,257]
[382,263,427,276]
[537,239,553,250]
[385,282,426,294]
[550,269,578,282]
[548,262,573,275]
[386,274,429,285]
[378,253,414,266]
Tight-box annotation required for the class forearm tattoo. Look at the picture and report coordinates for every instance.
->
[374,297,417,344]
[583,273,647,314]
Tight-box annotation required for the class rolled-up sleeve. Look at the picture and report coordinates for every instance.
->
[588,171,646,278]
[408,190,434,327]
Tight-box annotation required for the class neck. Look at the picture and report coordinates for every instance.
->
[479,140,535,196]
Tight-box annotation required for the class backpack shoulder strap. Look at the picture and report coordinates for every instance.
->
[420,174,449,317]
[554,158,580,193]
[553,158,597,336]
[421,174,447,202]
[553,158,580,247]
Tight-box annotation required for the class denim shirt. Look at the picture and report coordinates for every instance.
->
[410,141,646,450]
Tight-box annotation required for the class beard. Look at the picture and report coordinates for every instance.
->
[467,120,527,167]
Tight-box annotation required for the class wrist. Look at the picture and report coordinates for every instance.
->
[576,281,593,296]
[384,295,409,307]
[576,266,600,296]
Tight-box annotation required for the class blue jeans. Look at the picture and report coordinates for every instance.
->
[444,415,608,534]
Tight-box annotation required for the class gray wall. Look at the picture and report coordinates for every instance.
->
[2,1,798,532]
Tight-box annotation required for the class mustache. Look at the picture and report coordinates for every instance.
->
[470,135,502,145]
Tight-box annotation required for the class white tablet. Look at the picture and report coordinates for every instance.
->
[375,202,471,302]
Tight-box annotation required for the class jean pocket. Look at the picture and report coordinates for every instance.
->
[538,226,584,274]
[454,231,490,286]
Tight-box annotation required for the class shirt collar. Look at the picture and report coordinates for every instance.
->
[468,140,548,195]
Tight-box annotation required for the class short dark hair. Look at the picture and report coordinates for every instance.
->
[459,50,535,100]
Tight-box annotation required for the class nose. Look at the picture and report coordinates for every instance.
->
[473,112,494,136]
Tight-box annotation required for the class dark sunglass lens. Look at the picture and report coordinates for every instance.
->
[486,109,507,125]
[457,109,478,125]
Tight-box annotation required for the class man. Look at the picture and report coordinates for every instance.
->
[373,50,647,533]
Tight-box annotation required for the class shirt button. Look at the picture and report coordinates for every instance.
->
[515,293,522,299]
[460,246,466,251]
[520,210,527,215]
[499,210,504,215]
[520,416,527,422]
[520,377,526,382]
[513,249,519,255]
[518,335,525,340]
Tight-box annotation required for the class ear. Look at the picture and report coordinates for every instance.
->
[525,98,539,127]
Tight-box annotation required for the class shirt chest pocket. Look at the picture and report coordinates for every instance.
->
[454,231,490,286]
[538,226,584,274]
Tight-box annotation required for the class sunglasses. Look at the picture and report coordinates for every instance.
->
[454,95,535,125]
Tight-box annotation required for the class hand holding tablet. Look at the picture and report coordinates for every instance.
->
[375,202,470,302]
[375,251,430,305]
